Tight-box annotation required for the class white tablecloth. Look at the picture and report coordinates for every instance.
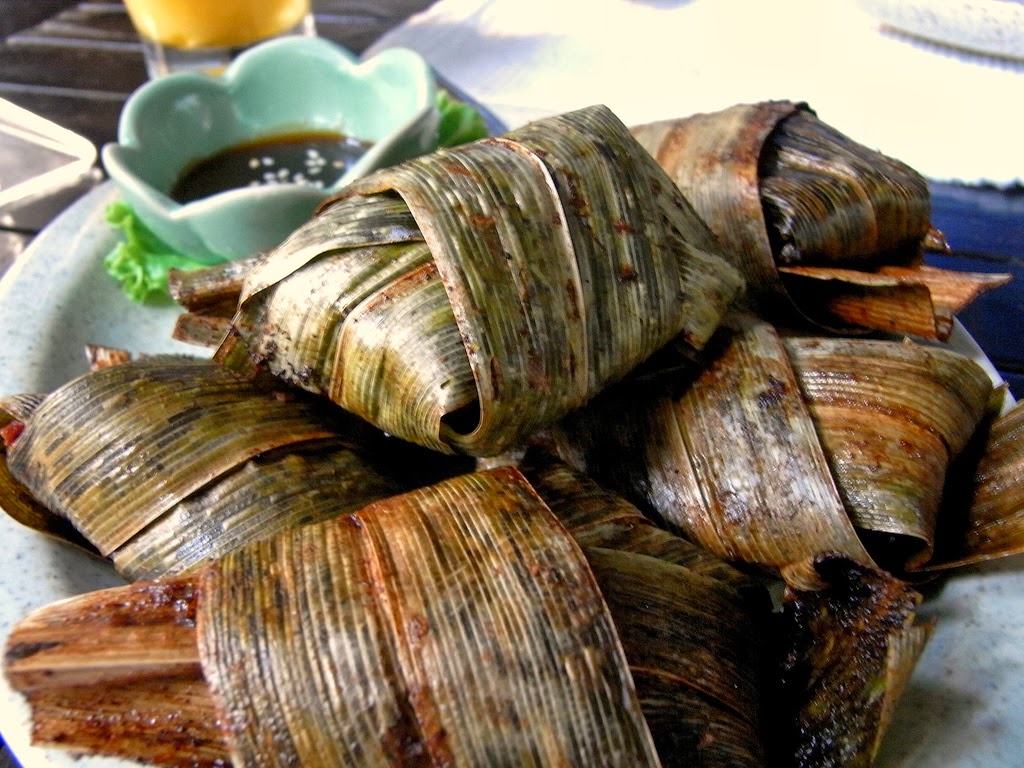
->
[369,0,1024,186]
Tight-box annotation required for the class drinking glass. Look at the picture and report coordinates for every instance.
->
[123,0,317,78]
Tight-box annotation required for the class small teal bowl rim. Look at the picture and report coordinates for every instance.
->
[101,36,439,263]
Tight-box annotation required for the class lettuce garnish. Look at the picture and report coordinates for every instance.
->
[103,202,209,304]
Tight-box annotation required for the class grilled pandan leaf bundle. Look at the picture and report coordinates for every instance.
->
[209,105,743,457]
[4,101,1021,768]
[783,334,997,571]
[521,443,961,768]
[523,449,766,597]
[7,458,949,768]
[6,468,776,768]
[551,315,998,583]
[630,101,1009,339]
[0,357,465,580]
[554,316,872,587]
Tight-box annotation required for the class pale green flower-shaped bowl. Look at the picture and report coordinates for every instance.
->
[101,36,439,263]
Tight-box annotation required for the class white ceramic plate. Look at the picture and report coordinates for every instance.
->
[0,182,1022,767]
[857,0,1024,60]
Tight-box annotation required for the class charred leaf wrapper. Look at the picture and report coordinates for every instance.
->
[5,468,772,768]
[214,105,744,457]
[5,456,959,768]
[0,357,468,580]
[552,315,1003,586]
[631,101,1010,340]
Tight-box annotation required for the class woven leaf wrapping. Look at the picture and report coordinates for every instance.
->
[785,336,994,569]
[554,316,872,587]
[552,316,994,582]
[764,555,931,768]
[5,469,663,767]
[630,101,1007,339]
[217,105,744,456]
[198,468,661,767]
[1,358,460,579]
[929,401,1024,568]
[525,455,767,768]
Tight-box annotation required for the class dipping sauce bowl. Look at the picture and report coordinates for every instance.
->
[102,35,439,263]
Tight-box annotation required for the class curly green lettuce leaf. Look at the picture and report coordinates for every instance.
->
[436,90,490,148]
[104,201,210,304]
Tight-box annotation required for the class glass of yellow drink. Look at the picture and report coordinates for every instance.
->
[124,0,316,78]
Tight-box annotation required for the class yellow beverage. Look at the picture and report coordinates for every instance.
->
[124,0,311,51]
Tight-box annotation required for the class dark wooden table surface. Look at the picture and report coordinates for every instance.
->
[0,2,1022,766]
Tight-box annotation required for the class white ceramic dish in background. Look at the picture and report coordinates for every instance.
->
[0,182,1022,768]
[858,0,1024,60]
[0,98,97,212]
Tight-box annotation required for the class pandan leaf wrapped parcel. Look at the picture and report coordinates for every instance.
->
[6,100,1018,768]
[553,315,873,587]
[630,101,1009,339]
[214,105,744,457]
[523,453,769,768]
[5,465,782,768]
[763,554,932,768]
[927,400,1024,568]
[4,469,669,767]
[784,334,995,571]
[551,315,994,582]
[0,357,464,580]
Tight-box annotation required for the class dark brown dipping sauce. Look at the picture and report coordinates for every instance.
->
[170,130,372,204]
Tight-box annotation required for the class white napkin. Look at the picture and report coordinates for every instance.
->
[368,0,1024,186]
